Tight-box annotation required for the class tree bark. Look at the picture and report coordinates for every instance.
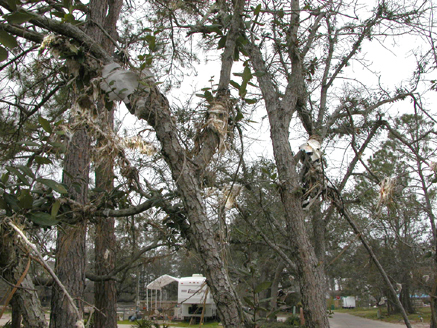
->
[13,274,48,328]
[126,79,250,328]
[269,116,330,328]
[312,202,326,265]
[399,282,414,314]
[10,298,22,328]
[94,110,117,328]
[431,274,437,328]
[50,127,90,328]
[0,227,47,328]
[246,15,330,326]
[85,0,122,327]
[270,262,285,311]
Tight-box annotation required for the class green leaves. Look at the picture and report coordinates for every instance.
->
[18,189,33,209]
[0,30,18,49]
[6,166,30,186]
[0,9,32,63]
[2,192,20,212]
[138,54,154,68]
[16,140,41,147]
[49,0,86,24]
[0,165,64,227]
[0,46,7,62]
[4,11,34,24]
[35,156,53,165]
[253,4,262,16]
[0,27,19,62]
[195,88,214,103]
[27,212,59,227]
[231,64,258,104]
[36,178,68,194]
[218,35,227,50]
[51,199,61,218]
[144,35,157,52]
[6,0,19,11]
[38,115,52,134]
[254,281,272,293]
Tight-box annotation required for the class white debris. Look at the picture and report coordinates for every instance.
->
[299,135,323,163]
[100,63,139,103]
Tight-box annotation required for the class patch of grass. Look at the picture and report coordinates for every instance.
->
[334,306,431,324]
[165,321,221,327]
[116,320,221,327]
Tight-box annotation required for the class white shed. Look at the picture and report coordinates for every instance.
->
[146,274,216,320]
[146,274,179,314]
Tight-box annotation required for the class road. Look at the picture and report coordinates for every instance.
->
[329,312,426,328]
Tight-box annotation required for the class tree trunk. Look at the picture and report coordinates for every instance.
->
[50,221,87,328]
[312,202,326,265]
[399,282,414,314]
[94,216,117,327]
[94,107,117,328]
[269,118,329,328]
[85,1,122,326]
[270,262,285,311]
[130,90,250,327]
[174,161,250,327]
[12,273,47,328]
[431,274,437,328]
[244,3,330,323]
[123,1,250,324]
[50,127,90,328]
[10,298,22,328]
[0,227,47,328]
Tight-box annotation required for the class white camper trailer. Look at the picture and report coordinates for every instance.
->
[342,296,356,308]
[146,274,216,321]
[175,274,216,320]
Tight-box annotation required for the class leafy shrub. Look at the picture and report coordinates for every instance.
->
[131,319,160,328]
[285,315,300,325]
[259,322,293,328]
[259,315,302,327]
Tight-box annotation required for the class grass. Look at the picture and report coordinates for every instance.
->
[165,322,221,327]
[116,319,221,327]
[335,306,431,324]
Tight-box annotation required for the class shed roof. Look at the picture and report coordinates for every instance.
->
[146,274,179,290]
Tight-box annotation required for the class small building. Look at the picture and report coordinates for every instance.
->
[146,274,216,321]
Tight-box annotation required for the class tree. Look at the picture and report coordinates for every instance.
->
[379,114,437,325]
[86,1,123,326]
[0,0,251,326]
[234,1,428,326]
[0,1,435,327]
